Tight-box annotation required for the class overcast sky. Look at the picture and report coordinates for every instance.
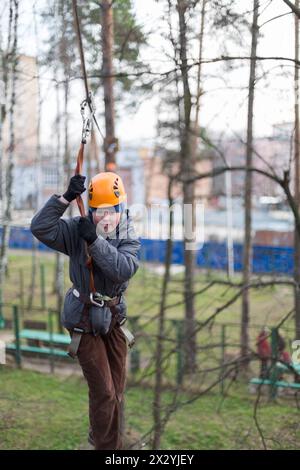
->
[1,0,297,147]
[125,0,296,144]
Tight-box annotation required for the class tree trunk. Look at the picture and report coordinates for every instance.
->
[63,79,70,189]
[152,178,174,450]
[294,0,300,342]
[0,1,18,291]
[0,2,13,285]
[283,0,300,19]
[64,80,74,218]
[0,19,5,326]
[101,0,118,171]
[241,0,259,370]
[177,0,197,375]
[53,56,64,332]
[0,18,5,218]
[57,82,65,332]
[28,4,42,311]
[192,0,207,154]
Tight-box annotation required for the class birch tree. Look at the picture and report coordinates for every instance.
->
[0,0,18,296]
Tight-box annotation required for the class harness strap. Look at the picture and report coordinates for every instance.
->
[68,326,135,359]
[74,142,96,295]
[67,327,85,359]
[120,326,135,349]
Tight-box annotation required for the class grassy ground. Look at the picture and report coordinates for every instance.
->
[0,366,89,450]
[1,249,299,449]
[0,366,299,450]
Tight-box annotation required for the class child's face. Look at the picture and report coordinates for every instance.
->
[92,208,121,234]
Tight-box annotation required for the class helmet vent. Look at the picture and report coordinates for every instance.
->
[113,178,119,190]
[88,183,93,200]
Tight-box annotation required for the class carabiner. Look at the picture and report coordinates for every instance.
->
[90,292,105,307]
[80,92,95,144]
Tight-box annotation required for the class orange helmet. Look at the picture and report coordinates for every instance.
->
[88,172,127,210]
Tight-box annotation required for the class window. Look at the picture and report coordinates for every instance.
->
[43,167,58,186]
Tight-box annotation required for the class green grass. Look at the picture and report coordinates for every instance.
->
[2,250,71,316]
[1,366,299,450]
[0,366,89,450]
[0,248,298,449]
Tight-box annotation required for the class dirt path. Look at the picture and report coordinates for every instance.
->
[0,330,14,344]
[3,353,82,377]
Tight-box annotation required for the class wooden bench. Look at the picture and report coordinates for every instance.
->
[20,329,70,347]
[274,362,300,375]
[250,363,300,396]
[5,329,71,361]
[250,377,300,390]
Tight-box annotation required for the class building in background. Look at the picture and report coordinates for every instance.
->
[142,149,213,205]
[116,146,145,206]
[212,125,292,207]
[1,55,39,211]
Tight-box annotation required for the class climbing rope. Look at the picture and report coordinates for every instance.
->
[72,0,104,141]
[71,0,106,293]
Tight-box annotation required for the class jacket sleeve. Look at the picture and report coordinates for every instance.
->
[30,195,76,256]
[88,236,141,283]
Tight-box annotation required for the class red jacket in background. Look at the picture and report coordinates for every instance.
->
[256,331,271,359]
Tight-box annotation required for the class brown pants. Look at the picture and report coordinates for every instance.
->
[76,325,127,450]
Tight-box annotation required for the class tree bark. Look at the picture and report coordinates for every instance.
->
[101,0,118,171]
[152,177,174,450]
[177,0,197,375]
[56,81,64,332]
[294,0,300,341]
[283,0,300,18]
[28,4,43,311]
[53,42,64,331]
[0,0,18,290]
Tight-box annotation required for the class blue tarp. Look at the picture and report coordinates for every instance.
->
[1,226,295,275]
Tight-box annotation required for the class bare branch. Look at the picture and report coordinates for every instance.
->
[282,0,300,19]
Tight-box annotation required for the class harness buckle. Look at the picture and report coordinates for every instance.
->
[67,327,85,359]
[118,317,127,326]
[73,327,84,334]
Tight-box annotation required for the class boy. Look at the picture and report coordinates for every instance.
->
[30,172,140,450]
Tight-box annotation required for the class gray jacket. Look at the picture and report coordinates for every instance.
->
[30,195,141,333]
